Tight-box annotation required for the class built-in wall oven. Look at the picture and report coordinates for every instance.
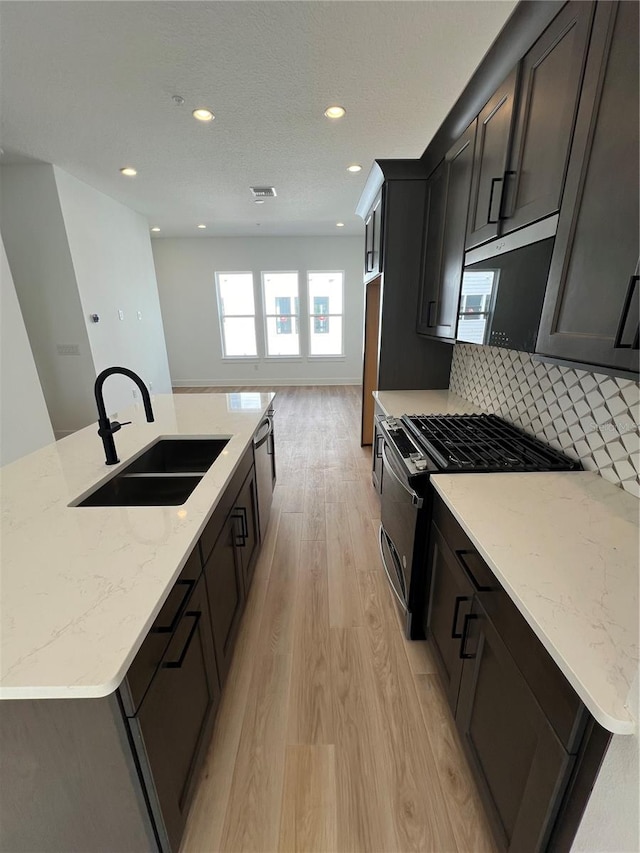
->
[377,413,581,638]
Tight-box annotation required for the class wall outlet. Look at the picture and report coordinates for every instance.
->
[137,311,143,320]
[148,380,153,391]
[118,309,124,321]
[132,389,139,400]
[254,363,259,372]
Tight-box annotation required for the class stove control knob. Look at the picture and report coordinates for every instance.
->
[414,459,428,471]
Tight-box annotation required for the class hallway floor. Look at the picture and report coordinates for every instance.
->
[177,386,496,853]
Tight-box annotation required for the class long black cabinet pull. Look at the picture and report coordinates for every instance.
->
[366,250,374,272]
[459,613,479,659]
[162,611,201,669]
[487,176,504,224]
[455,550,493,591]
[231,509,247,547]
[427,300,437,327]
[151,579,195,634]
[451,595,472,639]
[614,275,639,349]
[498,170,517,220]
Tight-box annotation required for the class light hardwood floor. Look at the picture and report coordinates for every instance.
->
[177,386,496,853]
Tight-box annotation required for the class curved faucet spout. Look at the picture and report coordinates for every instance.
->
[94,367,155,465]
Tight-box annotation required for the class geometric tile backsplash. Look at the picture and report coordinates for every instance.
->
[450,344,640,498]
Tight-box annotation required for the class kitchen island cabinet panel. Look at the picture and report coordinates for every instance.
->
[131,574,220,853]
[205,512,246,686]
[536,0,639,375]
[0,694,157,853]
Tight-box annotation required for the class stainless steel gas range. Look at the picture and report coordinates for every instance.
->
[376,413,581,638]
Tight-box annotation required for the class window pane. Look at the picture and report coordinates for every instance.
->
[309,316,343,355]
[266,316,300,355]
[222,317,257,356]
[308,272,343,315]
[218,273,255,316]
[263,273,299,314]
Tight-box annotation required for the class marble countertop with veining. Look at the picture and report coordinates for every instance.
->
[373,388,482,417]
[431,472,639,734]
[0,392,274,700]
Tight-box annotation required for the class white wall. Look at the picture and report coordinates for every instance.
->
[152,236,363,385]
[0,234,54,464]
[0,164,97,436]
[54,167,172,416]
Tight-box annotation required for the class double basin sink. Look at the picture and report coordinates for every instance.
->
[74,438,229,507]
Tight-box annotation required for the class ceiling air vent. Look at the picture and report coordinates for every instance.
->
[250,186,277,198]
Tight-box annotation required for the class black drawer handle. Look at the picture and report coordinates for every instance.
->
[451,595,472,639]
[498,170,517,220]
[366,250,374,272]
[455,550,492,592]
[151,579,195,634]
[487,176,503,224]
[427,300,437,328]
[162,611,201,669]
[232,508,247,547]
[459,613,479,660]
[614,275,639,349]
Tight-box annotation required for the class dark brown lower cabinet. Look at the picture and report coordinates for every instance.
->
[234,466,259,596]
[129,574,220,853]
[456,597,573,852]
[424,496,612,852]
[204,511,246,686]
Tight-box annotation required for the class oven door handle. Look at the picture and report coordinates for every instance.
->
[378,525,408,613]
[381,442,424,508]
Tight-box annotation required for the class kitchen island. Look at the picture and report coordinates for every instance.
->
[0,391,275,852]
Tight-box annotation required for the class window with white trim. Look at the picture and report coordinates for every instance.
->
[308,271,344,356]
[215,272,258,357]
[262,272,300,356]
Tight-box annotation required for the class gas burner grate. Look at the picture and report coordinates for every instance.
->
[401,413,581,473]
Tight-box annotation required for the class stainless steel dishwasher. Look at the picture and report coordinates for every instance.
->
[253,407,275,542]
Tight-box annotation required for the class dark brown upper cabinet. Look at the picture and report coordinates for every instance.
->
[536,0,639,375]
[364,190,383,282]
[465,68,518,250]
[500,1,595,235]
[417,121,477,341]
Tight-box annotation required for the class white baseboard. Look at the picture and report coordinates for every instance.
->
[171,378,362,387]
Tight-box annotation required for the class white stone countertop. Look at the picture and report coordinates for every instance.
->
[373,388,482,417]
[431,472,639,734]
[0,392,274,700]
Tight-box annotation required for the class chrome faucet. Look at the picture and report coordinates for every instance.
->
[94,367,154,465]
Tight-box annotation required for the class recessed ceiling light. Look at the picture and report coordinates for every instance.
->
[120,166,137,177]
[150,227,161,232]
[324,105,346,119]
[192,108,214,122]
[336,222,345,227]
[197,224,207,229]
[347,164,362,173]
[254,199,265,205]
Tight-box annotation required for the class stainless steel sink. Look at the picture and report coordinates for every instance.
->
[75,474,203,507]
[73,437,230,507]
[121,438,229,475]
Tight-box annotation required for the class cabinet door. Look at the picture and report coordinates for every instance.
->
[436,120,476,340]
[536,0,639,374]
[234,468,259,596]
[133,576,220,853]
[456,599,572,853]
[416,160,447,335]
[364,191,382,280]
[466,68,518,249]
[423,522,475,712]
[204,513,245,686]
[502,1,595,234]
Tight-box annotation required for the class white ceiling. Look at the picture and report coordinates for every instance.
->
[0,0,517,238]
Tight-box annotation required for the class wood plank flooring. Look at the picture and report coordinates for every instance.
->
[178,385,495,853]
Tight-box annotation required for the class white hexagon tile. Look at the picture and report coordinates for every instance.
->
[449,344,640,498]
